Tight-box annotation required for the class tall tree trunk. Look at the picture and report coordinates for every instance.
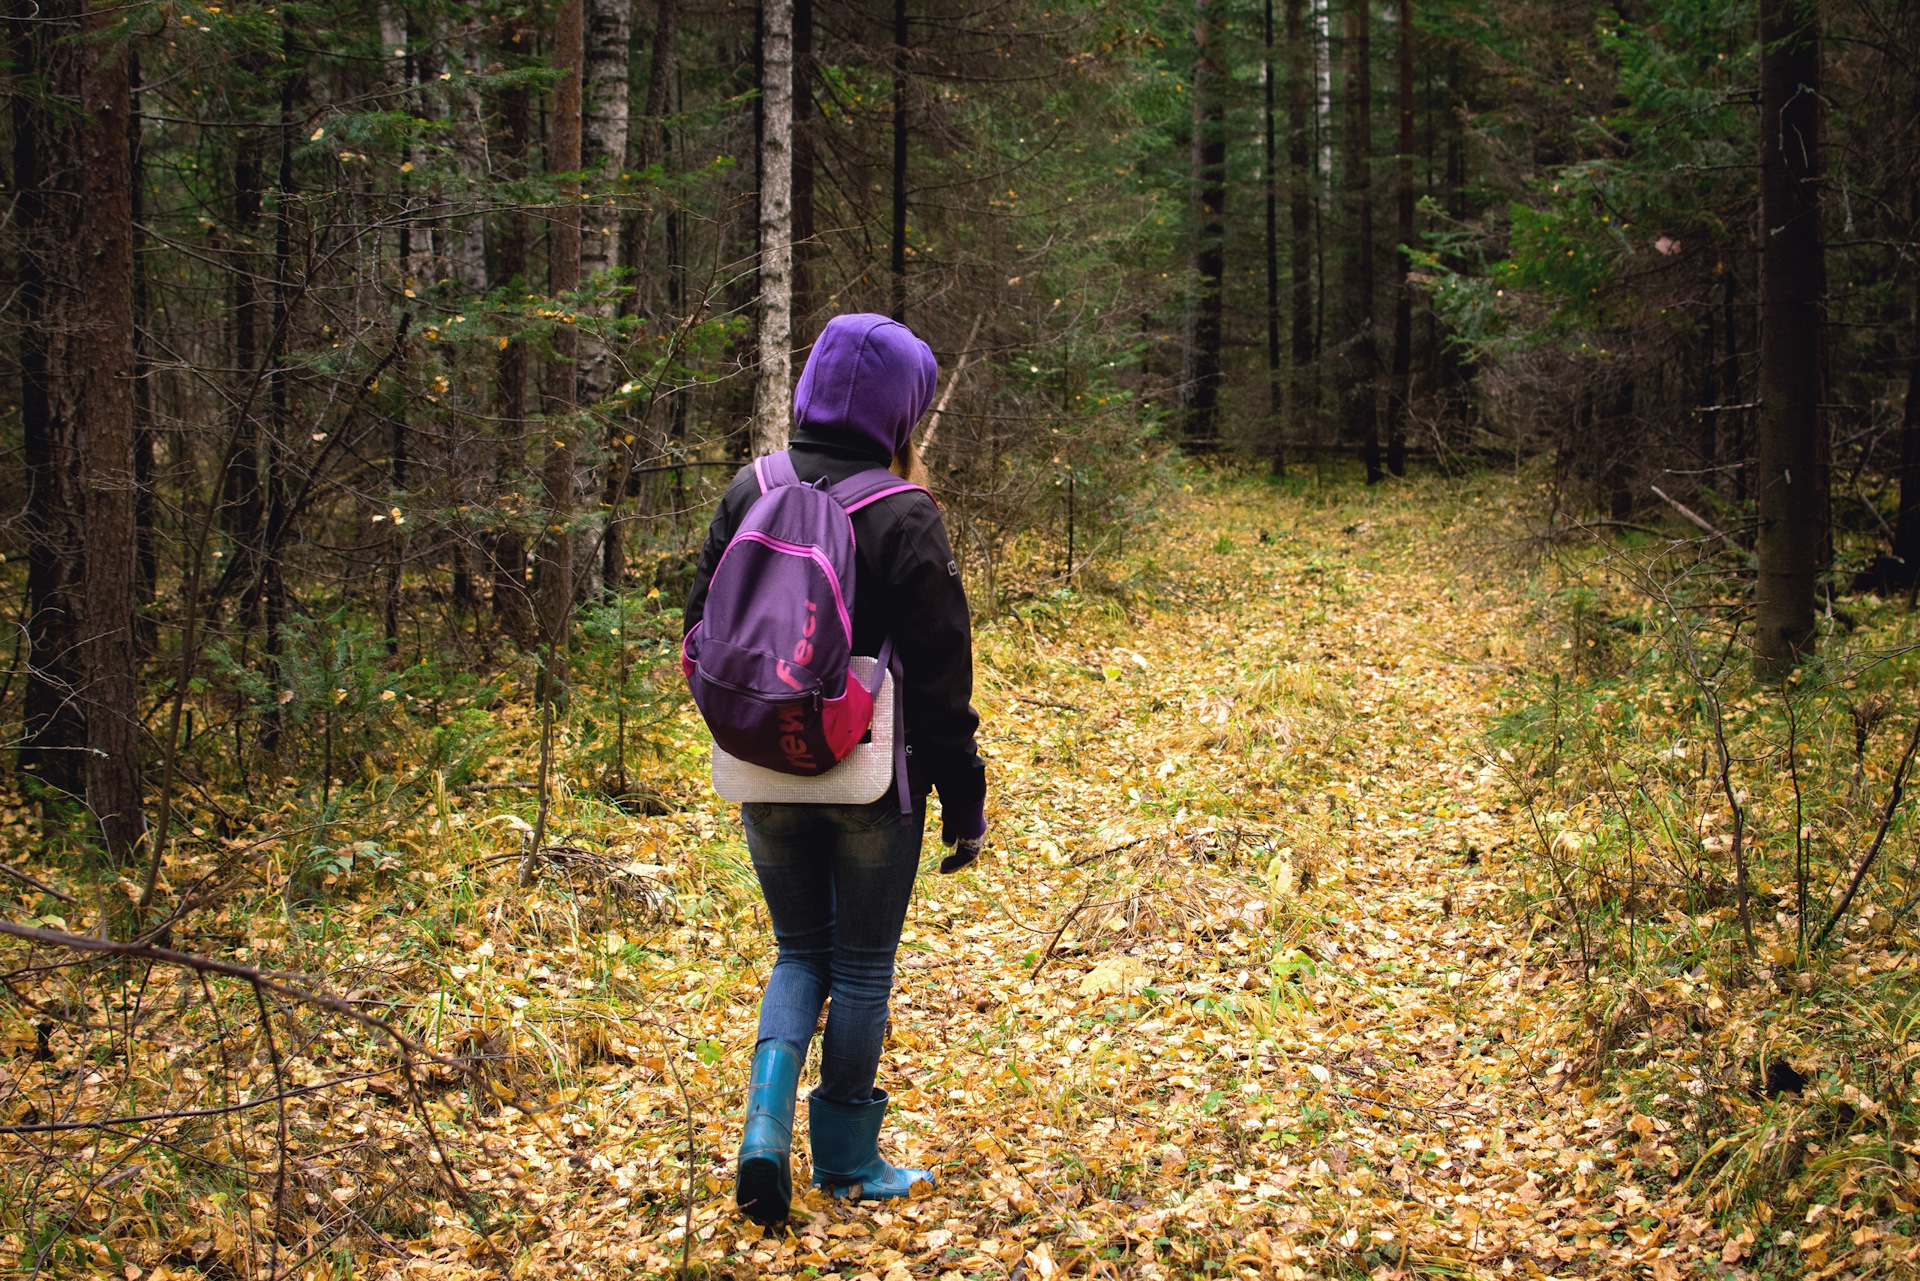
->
[625,0,680,320]
[383,324,408,656]
[446,7,489,297]
[491,75,537,646]
[1182,0,1227,452]
[129,52,156,655]
[261,26,296,749]
[890,0,909,322]
[1722,269,1746,503]
[1314,0,1332,182]
[1342,0,1380,482]
[1264,0,1284,472]
[14,17,82,801]
[382,21,412,657]
[582,0,631,299]
[584,0,632,596]
[1752,0,1823,676]
[793,0,815,327]
[1386,0,1413,478]
[753,0,795,456]
[223,130,265,601]
[13,0,144,859]
[1890,182,1920,581]
[625,0,681,531]
[1287,0,1316,457]
[539,0,585,663]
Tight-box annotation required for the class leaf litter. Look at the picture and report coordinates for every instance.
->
[2,473,1874,1279]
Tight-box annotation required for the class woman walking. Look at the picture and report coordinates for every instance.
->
[683,314,988,1224]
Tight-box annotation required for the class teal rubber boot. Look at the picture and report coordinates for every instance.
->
[807,1089,934,1201]
[735,1040,801,1225]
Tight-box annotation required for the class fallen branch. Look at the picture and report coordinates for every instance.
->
[1015,694,1084,713]
[1030,885,1097,980]
[0,919,467,1076]
[1649,485,1727,540]
[1071,836,1147,868]
[0,1069,393,1136]
[917,315,983,456]
[0,863,76,904]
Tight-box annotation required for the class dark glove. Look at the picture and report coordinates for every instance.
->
[939,837,984,875]
[937,763,987,846]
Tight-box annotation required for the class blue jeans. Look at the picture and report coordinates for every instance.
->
[742,797,924,1105]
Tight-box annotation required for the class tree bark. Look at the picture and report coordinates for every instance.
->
[12,0,145,859]
[582,0,632,596]
[1287,0,1316,456]
[1752,0,1823,676]
[258,17,296,748]
[539,0,585,660]
[580,0,631,402]
[1386,0,1413,478]
[1342,0,1380,483]
[890,0,909,322]
[129,52,156,655]
[583,0,631,286]
[623,0,681,533]
[1181,0,1227,452]
[1890,99,1920,585]
[625,0,681,318]
[491,71,537,646]
[1264,0,1284,472]
[793,0,815,326]
[1893,199,1920,584]
[753,0,795,456]
[222,130,265,603]
[446,6,489,297]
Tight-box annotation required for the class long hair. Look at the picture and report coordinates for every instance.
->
[890,438,929,487]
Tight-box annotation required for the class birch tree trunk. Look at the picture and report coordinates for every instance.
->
[446,5,489,297]
[490,73,537,647]
[1752,0,1823,676]
[581,0,631,382]
[752,0,795,456]
[538,1,585,660]
[581,0,631,596]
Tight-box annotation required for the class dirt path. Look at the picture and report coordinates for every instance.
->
[547,475,1721,1279]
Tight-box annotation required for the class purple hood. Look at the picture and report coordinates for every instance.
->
[791,314,938,459]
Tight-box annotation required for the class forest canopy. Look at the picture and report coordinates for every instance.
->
[5,0,1916,833]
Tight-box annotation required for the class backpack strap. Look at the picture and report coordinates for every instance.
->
[827,466,927,514]
[826,466,925,819]
[751,450,801,494]
[872,635,912,819]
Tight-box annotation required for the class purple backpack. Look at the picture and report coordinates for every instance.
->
[682,451,925,806]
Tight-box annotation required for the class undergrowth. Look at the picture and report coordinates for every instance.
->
[1496,525,1920,1277]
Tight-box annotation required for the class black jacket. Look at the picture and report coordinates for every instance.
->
[684,433,987,837]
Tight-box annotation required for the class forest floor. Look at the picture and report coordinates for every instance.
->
[463,470,1726,1281]
[11,471,1851,1280]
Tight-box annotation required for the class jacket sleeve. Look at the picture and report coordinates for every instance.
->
[683,467,760,635]
[885,496,988,842]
